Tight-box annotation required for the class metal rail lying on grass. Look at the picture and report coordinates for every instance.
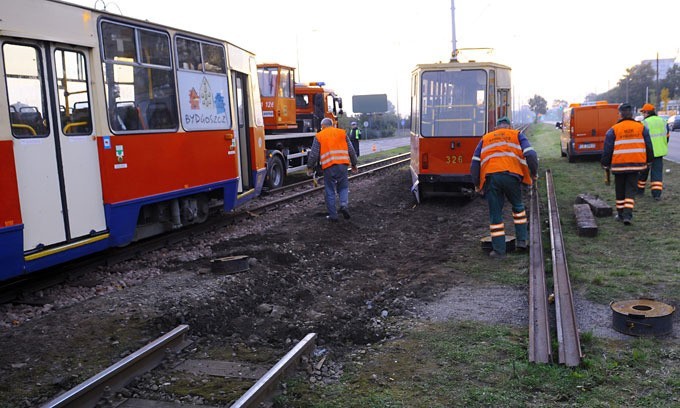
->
[528,182,552,363]
[545,169,583,367]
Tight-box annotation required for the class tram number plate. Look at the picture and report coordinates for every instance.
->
[579,143,595,149]
[445,155,464,164]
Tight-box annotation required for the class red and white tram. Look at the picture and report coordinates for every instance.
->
[410,60,512,201]
[0,0,267,279]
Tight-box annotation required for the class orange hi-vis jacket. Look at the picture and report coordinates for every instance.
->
[317,127,350,170]
[610,120,647,173]
[479,128,532,189]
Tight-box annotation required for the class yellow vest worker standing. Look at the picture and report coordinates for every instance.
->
[307,118,358,221]
[470,117,538,259]
[636,103,669,200]
[601,103,653,225]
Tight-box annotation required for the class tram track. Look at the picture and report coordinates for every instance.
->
[40,325,317,408]
[528,169,582,367]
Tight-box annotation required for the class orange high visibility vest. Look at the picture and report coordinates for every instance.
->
[317,127,350,169]
[479,128,532,189]
[611,120,647,173]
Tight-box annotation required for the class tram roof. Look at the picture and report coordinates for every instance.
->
[4,0,255,56]
[412,61,511,73]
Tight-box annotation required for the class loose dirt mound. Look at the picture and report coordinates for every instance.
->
[153,167,490,344]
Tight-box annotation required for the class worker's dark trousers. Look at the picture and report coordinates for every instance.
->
[637,157,664,198]
[615,172,639,220]
[351,138,360,157]
[484,173,527,255]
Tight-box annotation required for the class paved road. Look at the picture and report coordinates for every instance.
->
[358,136,410,155]
[665,130,680,163]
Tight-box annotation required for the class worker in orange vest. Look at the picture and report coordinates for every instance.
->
[307,118,358,221]
[601,103,653,225]
[471,117,538,259]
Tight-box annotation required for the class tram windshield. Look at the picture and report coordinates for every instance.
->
[420,69,487,137]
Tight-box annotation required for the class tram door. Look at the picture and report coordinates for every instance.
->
[2,40,106,252]
[232,71,252,192]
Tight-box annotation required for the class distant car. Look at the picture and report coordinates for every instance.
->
[669,115,680,132]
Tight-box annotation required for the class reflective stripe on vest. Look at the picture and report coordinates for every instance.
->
[479,129,532,189]
[611,120,647,172]
[317,127,350,169]
[644,116,668,157]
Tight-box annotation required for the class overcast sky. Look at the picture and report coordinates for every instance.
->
[67,0,680,115]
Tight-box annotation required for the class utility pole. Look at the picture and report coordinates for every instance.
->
[656,52,660,107]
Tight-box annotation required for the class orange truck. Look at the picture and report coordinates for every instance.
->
[257,63,343,188]
[557,101,619,162]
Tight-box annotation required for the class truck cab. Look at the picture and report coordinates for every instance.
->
[256,63,344,189]
[294,82,343,132]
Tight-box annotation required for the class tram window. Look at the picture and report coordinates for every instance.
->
[176,37,200,71]
[175,36,231,131]
[2,43,50,138]
[55,49,92,135]
[101,21,178,133]
[139,29,171,67]
[101,23,136,61]
[200,43,226,74]
[420,70,487,137]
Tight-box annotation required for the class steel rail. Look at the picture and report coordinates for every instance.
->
[230,332,317,408]
[545,169,583,367]
[528,181,552,363]
[41,325,190,408]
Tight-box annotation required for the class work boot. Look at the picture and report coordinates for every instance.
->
[516,240,528,251]
[326,215,338,223]
[623,218,632,226]
[636,188,645,196]
[489,250,506,260]
[339,206,351,219]
[614,214,623,222]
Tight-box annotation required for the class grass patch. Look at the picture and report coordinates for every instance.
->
[281,321,680,407]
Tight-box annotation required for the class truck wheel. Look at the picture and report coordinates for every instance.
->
[560,142,567,157]
[266,156,285,189]
[567,144,575,163]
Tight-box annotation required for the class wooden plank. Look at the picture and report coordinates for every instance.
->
[575,193,612,217]
[574,204,598,237]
